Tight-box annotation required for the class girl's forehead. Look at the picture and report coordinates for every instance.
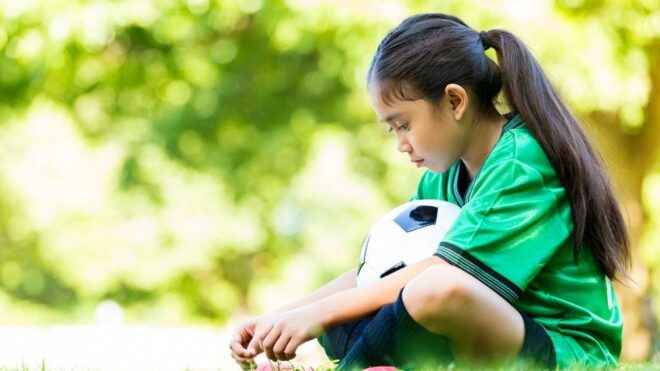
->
[370,95,430,123]
[368,78,426,107]
[369,91,404,115]
[369,83,408,107]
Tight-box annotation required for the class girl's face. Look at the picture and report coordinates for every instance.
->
[369,86,471,173]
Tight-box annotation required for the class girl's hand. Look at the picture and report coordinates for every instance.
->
[229,317,262,369]
[251,304,326,361]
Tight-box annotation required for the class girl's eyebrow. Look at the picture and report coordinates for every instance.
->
[380,112,404,123]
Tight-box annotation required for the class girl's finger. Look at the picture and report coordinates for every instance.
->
[261,326,283,360]
[272,332,293,361]
[230,351,254,363]
[245,337,260,356]
[230,352,256,370]
[230,339,251,357]
[283,336,301,361]
[247,323,272,354]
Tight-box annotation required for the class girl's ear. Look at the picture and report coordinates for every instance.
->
[444,84,468,121]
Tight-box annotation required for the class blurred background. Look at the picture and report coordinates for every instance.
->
[0,0,658,369]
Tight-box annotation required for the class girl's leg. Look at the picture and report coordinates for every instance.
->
[401,263,525,362]
[339,263,539,369]
[338,292,454,370]
[318,315,374,360]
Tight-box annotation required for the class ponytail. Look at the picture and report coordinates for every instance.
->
[481,29,630,280]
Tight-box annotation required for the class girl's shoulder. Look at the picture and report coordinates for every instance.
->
[472,119,565,197]
[489,117,557,179]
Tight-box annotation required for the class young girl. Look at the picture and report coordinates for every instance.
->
[229,13,630,370]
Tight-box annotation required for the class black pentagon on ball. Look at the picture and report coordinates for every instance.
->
[380,261,406,278]
[393,205,438,232]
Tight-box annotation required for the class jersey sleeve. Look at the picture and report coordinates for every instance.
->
[435,159,571,304]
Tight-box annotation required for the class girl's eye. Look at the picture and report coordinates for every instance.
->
[388,123,409,133]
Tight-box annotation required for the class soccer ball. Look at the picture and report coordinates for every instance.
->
[357,200,461,287]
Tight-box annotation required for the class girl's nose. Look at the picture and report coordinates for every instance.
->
[396,135,412,153]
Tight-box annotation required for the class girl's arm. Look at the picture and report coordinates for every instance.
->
[271,267,358,314]
[230,267,357,367]
[249,255,446,361]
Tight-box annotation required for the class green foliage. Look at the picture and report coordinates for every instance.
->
[0,0,400,323]
[0,0,657,329]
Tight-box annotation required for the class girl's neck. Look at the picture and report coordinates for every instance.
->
[461,111,508,180]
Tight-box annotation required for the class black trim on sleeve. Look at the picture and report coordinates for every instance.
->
[434,242,523,304]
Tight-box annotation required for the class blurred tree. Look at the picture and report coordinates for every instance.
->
[0,0,396,323]
[553,0,660,361]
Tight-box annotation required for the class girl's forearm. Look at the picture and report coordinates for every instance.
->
[317,255,446,329]
[272,267,358,314]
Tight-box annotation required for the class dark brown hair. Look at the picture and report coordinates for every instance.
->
[368,13,630,280]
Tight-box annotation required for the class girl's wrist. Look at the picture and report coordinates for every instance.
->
[307,300,333,333]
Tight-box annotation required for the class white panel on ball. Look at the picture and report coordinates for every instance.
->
[357,200,461,287]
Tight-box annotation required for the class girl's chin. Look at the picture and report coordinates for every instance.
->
[427,163,451,174]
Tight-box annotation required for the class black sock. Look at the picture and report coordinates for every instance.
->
[338,289,453,370]
[318,316,373,361]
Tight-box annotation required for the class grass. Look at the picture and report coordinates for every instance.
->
[244,360,660,371]
[4,359,660,370]
[0,360,73,371]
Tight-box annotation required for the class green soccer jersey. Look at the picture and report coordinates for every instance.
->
[410,113,622,368]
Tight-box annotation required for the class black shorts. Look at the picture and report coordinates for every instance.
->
[319,307,556,368]
[517,308,557,368]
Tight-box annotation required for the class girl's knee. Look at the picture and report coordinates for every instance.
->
[402,264,472,331]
